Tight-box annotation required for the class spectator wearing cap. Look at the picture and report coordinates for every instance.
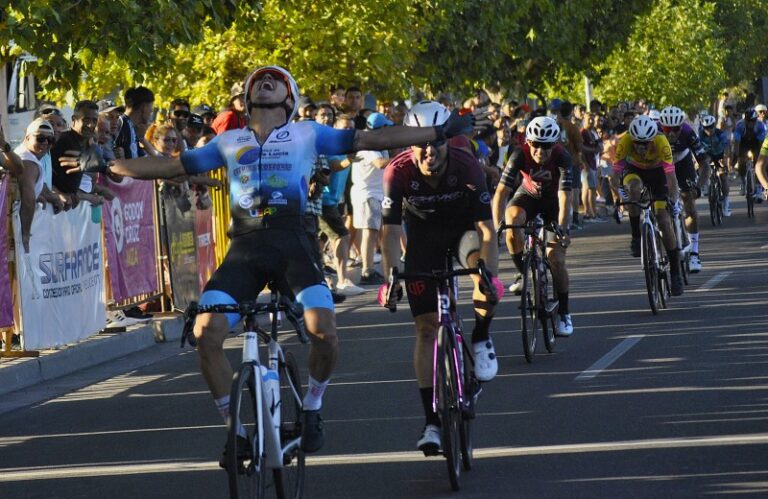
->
[169,98,191,151]
[297,97,317,121]
[350,112,393,285]
[183,114,205,149]
[30,105,65,191]
[548,98,563,118]
[211,82,247,134]
[755,104,768,127]
[193,105,216,126]
[115,86,155,159]
[97,99,126,161]
[13,119,64,252]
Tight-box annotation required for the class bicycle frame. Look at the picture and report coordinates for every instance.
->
[431,266,467,414]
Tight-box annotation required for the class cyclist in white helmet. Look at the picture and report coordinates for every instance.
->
[493,116,576,336]
[65,68,479,462]
[659,105,710,273]
[611,114,684,295]
[377,100,501,455]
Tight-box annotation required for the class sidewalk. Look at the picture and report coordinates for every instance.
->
[0,315,184,398]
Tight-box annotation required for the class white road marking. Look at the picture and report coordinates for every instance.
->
[2,432,768,482]
[695,271,733,292]
[576,336,645,381]
[760,243,768,249]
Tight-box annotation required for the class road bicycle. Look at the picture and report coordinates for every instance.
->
[708,159,726,226]
[497,217,564,363]
[181,282,308,499]
[745,157,758,219]
[384,253,496,491]
[617,187,671,315]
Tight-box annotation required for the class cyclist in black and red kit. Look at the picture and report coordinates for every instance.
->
[378,100,500,455]
[492,116,574,335]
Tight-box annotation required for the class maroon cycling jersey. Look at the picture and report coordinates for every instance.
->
[382,146,492,226]
[500,143,573,199]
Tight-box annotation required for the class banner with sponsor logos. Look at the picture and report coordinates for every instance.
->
[100,177,158,301]
[12,202,105,350]
[0,176,13,328]
[160,192,198,310]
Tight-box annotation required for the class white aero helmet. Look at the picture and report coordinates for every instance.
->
[629,115,658,142]
[243,65,301,122]
[659,106,685,127]
[525,116,560,143]
[701,114,717,127]
[648,109,661,121]
[403,100,451,127]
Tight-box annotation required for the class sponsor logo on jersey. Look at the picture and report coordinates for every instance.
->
[381,196,394,209]
[236,135,251,143]
[249,207,278,217]
[407,280,426,296]
[275,131,290,140]
[447,175,457,186]
[266,174,288,188]
[238,194,254,209]
[410,181,420,191]
[268,191,288,205]
[236,146,260,165]
[466,184,476,191]
[479,192,491,204]
[240,175,250,184]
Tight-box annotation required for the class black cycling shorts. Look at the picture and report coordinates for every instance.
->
[403,222,474,317]
[622,164,668,202]
[509,190,560,227]
[674,152,697,192]
[202,227,329,310]
[319,204,349,240]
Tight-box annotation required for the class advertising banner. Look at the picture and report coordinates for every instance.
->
[194,207,217,292]
[161,193,198,310]
[100,177,158,301]
[12,202,105,350]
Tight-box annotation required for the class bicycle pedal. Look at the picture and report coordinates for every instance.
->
[544,299,559,314]
[420,444,441,457]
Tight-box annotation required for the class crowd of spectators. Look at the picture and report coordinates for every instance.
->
[1,75,762,330]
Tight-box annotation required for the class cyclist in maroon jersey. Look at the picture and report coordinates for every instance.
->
[378,100,501,455]
[492,116,575,336]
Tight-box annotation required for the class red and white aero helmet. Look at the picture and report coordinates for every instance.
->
[525,116,560,143]
[403,100,451,127]
[629,115,658,142]
[659,106,685,127]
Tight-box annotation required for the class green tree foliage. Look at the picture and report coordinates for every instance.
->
[594,0,727,111]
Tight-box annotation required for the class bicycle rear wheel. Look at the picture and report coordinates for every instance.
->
[708,180,719,226]
[437,326,461,491]
[458,336,474,472]
[538,261,557,353]
[228,364,266,499]
[274,351,305,499]
[642,224,660,315]
[520,254,538,362]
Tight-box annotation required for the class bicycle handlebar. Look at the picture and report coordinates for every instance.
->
[384,259,497,313]
[497,220,567,246]
[180,296,309,348]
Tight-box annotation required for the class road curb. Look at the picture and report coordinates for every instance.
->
[0,316,184,397]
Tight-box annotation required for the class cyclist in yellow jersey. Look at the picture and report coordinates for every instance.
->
[611,115,684,296]
[754,134,768,200]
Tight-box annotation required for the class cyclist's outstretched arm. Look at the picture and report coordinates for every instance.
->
[109,155,186,180]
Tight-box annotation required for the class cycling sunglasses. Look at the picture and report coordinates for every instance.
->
[416,138,447,149]
[632,140,651,147]
[661,125,681,133]
[703,125,715,130]
[35,135,54,144]
[529,141,555,150]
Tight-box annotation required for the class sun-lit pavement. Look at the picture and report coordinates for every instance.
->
[1,198,767,498]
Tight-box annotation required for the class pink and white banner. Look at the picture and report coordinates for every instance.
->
[100,177,158,301]
[12,202,105,350]
[0,176,13,328]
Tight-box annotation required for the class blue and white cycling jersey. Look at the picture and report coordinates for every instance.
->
[181,120,355,236]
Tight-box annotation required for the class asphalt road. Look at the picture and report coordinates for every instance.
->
[1,197,767,499]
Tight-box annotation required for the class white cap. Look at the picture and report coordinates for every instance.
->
[755,104,767,112]
[26,118,55,137]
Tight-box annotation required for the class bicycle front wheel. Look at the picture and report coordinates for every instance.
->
[746,169,756,218]
[437,326,461,491]
[274,351,305,499]
[708,180,719,226]
[458,336,474,472]
[228,364,266,499]
[520,254,538,363]
[642,224,660,315]
[538,260,558,353]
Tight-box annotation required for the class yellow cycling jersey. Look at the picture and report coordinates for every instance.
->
[760,134,768,157]
[613,133,674,174]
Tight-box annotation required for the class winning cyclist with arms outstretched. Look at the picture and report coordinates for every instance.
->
[64,66,476,461]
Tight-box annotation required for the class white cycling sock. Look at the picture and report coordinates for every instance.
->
[215,395,247,438]
[302,376,330,411]
[690,232,699,254]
